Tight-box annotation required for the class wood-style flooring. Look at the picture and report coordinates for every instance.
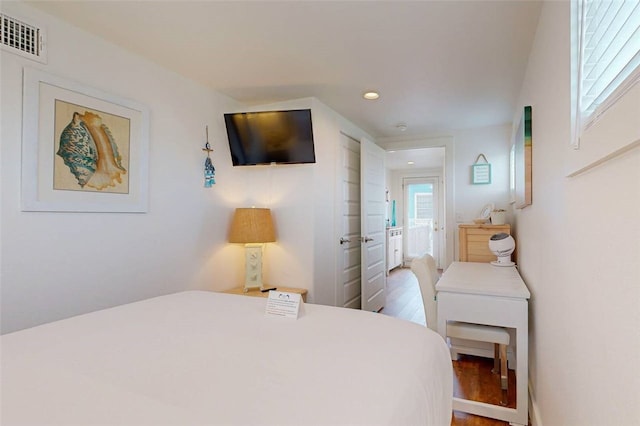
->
[380,267,525,426]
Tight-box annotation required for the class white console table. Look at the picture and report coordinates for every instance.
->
[436,262,530,426]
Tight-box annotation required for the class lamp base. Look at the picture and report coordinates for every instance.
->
[243,244,264,291]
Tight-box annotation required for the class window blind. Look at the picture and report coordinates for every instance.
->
[576,0,640,131]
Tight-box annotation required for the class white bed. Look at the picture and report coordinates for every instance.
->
[1,291,452,425]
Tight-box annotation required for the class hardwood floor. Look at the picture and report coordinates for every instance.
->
[381,267,526,426]
[380,266,426,325]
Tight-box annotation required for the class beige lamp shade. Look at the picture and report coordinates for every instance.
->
[228,208,276,244]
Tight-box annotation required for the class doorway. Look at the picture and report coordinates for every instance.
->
[385,146,447,269]
[403,177,440,266]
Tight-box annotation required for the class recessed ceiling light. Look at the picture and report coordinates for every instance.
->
[363,91,380,100]
[407,161,415,165]
[396,122,408,131]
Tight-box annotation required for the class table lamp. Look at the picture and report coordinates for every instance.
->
[228,207,276,291]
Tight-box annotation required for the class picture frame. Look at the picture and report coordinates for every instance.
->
[472,163,492,184]
[21,67,149,212]
[514,105,532,208]
[471,153,491,184]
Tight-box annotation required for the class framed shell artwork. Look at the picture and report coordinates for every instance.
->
[21,68,149,212]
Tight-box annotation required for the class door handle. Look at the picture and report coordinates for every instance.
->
[363,236,374,243]
[339,237,351,245]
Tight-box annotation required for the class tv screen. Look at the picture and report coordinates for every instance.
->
[224,109,316,166]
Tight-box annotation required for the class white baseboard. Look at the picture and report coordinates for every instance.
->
[528,379,542,426]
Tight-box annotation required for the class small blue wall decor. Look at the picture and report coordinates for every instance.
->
[471,153,491,185]
[202,126,215,187]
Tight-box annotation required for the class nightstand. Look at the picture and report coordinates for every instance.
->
[458,224,511,262]
[222,286,308,303]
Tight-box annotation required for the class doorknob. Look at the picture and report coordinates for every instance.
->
[339,237,351,245]
[363,236,374,243]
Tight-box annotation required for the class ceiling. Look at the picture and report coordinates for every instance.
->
[386,147,445,171]
[29,0,542,142]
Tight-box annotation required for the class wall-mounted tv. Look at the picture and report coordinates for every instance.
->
[224,109,316,166]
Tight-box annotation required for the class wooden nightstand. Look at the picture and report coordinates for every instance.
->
[458,224,511,262]
[222,286,308,303]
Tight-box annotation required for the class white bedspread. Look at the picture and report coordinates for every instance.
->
[1,291,452,425]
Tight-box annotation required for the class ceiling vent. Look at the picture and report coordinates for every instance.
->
[0,13,47,63]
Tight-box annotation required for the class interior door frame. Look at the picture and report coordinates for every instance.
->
[379,136,455,269]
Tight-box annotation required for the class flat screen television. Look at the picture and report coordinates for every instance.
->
[224,109,316,166]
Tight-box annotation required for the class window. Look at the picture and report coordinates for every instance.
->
[573,0,640,146]
[414,193,433,225]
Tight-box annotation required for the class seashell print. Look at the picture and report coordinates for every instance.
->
[57,112,97,188]
[57,111,127,190]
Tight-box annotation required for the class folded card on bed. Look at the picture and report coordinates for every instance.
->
[265,290,302,318]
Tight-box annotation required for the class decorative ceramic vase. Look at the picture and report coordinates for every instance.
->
[490,210,506,225]
[391,200,397,227]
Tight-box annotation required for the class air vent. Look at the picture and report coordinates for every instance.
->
[0,13,47,63]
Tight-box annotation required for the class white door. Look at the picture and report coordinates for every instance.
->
[360,137,386,312]
[337,134,362,309]
[403,177,440,266]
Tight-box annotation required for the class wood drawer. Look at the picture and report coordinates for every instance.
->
[459,224,511,262]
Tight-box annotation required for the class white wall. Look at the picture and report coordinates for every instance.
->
[451,125,513,261]
[451,125,513,224]
[513,2,640,425]
[0,3,372,333]
[224,97,374,307]
[0,2,240,334]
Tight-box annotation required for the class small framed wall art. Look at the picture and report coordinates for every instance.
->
[471,154,491,184]
[21,68,149,212]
